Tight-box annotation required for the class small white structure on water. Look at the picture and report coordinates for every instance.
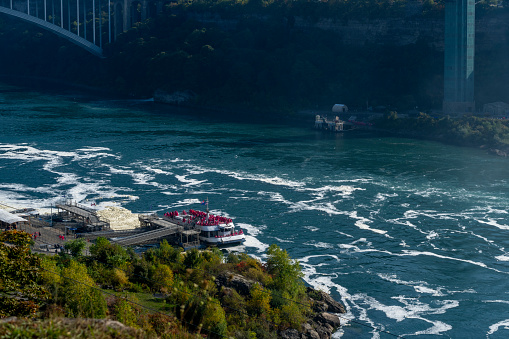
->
[332,104,348,113]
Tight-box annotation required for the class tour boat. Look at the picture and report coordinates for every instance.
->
[163,200,246,247]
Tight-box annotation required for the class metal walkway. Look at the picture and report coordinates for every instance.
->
[113,222,181,246]
[55,203,109,229]
[113,216,200,246]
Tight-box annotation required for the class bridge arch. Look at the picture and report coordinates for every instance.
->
[0,0,166,56]
[0,6,103,57]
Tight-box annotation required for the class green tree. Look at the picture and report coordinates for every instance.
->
[247,283,271,316]
[0,230,49,317]
[152,263,174,292]
[183,248,203,269]
[155,239,183,266]
[64,238,87,257]
[60,259,107,318]
[114,296,139,328]
[266,244,305,299]
[201,298,227,338]
[90,237,129,268]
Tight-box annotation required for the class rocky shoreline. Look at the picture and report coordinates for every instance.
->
[215,271,345,338]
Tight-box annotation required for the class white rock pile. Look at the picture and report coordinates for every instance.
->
[96,206,140,231]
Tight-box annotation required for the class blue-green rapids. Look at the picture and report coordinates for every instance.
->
[1,83,509,338]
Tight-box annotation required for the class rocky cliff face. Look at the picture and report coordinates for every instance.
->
[190,8,509,51]
[294,11,509,51]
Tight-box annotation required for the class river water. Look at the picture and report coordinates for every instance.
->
[1,82,509,338]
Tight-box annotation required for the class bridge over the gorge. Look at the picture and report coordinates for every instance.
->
[0,0,172,57]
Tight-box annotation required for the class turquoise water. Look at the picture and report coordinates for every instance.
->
[2,83,509,338]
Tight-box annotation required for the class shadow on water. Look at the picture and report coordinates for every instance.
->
[1,76,386,145]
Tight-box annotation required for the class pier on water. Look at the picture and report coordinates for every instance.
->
[314,115,353,132]
[113,215,200,248]
[2,200,201,249]
[55,200,109,231]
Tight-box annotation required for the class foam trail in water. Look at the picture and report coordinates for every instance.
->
[378,273,445,297]
[475,218,509,230]
[176,163,306,188]
[487,319,509,336]
[243,235,269,253]
[346,211,389,236]
[357,295,456,336]
[174,174,208,187]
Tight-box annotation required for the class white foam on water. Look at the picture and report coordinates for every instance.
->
[426,230,439,240]
[237,222,266,236]
[303,225,319,232]
[297,185,365,198]
[329,178,373,184]
[257,191,345,216]
[469,205,509,215]
[412,187,449,198]
[168,158,190,163]
[290,200,344,215]
[299,254,355,326]
[142,165,173,175]
[107,165,157,186]
[374,192,398,202]
[186,190,220,196]
[400,240,410,247]
[484,300,509,304]
[300,254,341,265]
[356,294,456,336]
[174,174,208,187]
[167,198,202,208]
[399,250,509,274]
[495,255,509,262]
[411,320,452,336]
[159,182,186,195]
[304,241,334,249]
[182,164,306,188]
[243,235,269,253]
[475,218,509,230]
[386,218,427,235]
[0,144,77,162]
[403,209,457,221]
[377,273,445,297]
[270,236,293,243]
[335,231,354,238]
[347,211,388,236]
[487,319,509,336]
[75,146,112,152]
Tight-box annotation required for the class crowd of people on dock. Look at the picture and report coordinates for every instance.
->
[164,209,233,226]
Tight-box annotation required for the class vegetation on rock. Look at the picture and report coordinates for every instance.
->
[374,112,509,151]
[0,232,344,338]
